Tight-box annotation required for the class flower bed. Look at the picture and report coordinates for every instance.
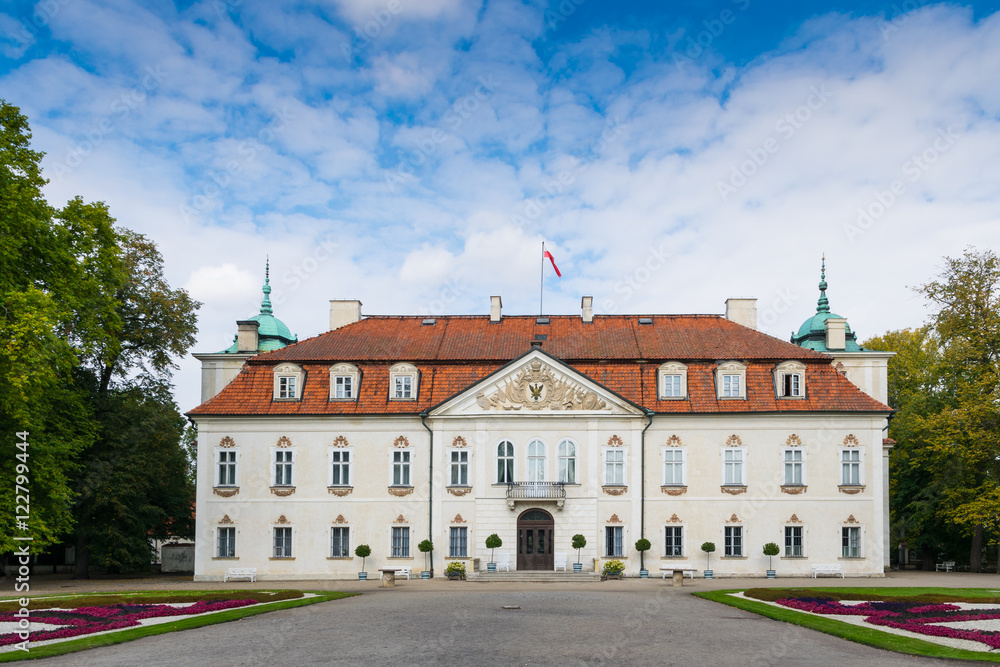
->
[0,599,257,648]
[775,597,1000,650]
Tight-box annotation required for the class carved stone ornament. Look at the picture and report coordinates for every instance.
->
[270,486,296,497]
[333,514,348,524]
[388,486,413,497]
[447,487,471,497]
[328,486,353,496]
[788,514,802,524]
[661,486,687,496]
[721,486,747,495]
[844,434,859,447]
[452,514,467,524]
[846,514,859,524]
[393,514,407,524]
[277,436,292,448]
[727,514,740,524]
[667,514,682,523]
[452,436,467,448]
[781,485,807,495]
[839,485,865,495]
[475,360,608,411]
[219,515,234,524]
[608,514,623,524]
[607,435,623,447]
[393,436,409,448]
[785,434,802,447]
[835,361,846,375]
[602,486,628,496]
[726,434,742,446]
[666,435,682,447]
[219,436,236,448]
[333,435,349,448]
[276,515,290,524]
[213,487,239,497]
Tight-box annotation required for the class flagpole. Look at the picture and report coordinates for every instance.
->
[540,241,545,316]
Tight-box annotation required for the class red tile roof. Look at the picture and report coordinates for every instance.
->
[188,315,890,416]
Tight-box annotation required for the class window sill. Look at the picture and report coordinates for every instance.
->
[212,557,239,561]
[272,398,301,402]
[839,556,865,560]
[444,556,469,560]
[717,396,747,400]
[777,395,806,400]
[269,557,295,561]
[602,556,628,560]
[720,556,747,560]
[388,397,417,402]
[327,557,353,560]
[386,557,414,560]
[780,556,807,559]
[660,556,687,560]
[658,396,688,400]
[328,398,358,402]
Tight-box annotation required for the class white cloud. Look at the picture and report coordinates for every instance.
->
[183,264,260,303]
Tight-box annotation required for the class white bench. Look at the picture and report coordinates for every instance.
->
[224,567,257,582]
[936,561,955,572]
[659,564,697,586]
[811,564,844,578]
[396,566,411,579]
[554,552,567,572]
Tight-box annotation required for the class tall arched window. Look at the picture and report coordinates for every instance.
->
[558,439,576,484]
[497,440,514,483]
[527,439,546,482]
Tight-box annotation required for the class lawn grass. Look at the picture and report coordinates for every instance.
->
[696,587,1000,663]
[0,590,356,663]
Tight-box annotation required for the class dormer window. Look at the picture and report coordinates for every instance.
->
[389,363,418,401]
[716,361,747,399]
[657,362,688,399]
[273,363,304,401]
[775,361,806,398]
[329,363,360,401]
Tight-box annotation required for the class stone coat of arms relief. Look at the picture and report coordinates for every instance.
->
[475,360,608,411]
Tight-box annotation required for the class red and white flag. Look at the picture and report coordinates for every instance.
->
[544,249,562,277]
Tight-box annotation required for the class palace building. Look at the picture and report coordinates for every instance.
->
[188,263,893,580]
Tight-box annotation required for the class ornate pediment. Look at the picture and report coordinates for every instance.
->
[475,360,608,412]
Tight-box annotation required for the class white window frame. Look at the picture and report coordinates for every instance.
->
[449,526,468,558]
[605,525,624,557]
[217,526,236,558]
[391,525,410,558]
[657,362,688,399]
[664,525,683,557]
[722,447,746,486]
[603,447,626,486]
[557,438,577,484]
[389,363,419,401]
[723,525,743,557]
[496,439,515,484]
[716,361,747,399]
[449,449,469,486]
[273,526,293,558]
[391,448,412,486]
[527,438,547,483]
[330,526,350,558]
[329,448,352,486]
[273,449,294,486]
[842,525,862,558]
[273,363,304,400]
[662,447,685,486]
[278,376,296,399]
[775,361,806,398]
[784,525,804,557]
[216,449,237,487]
[782,448,805,486]
[329,363,360,401]
[840,447,863,485]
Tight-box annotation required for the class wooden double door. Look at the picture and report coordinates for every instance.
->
[517,508,554,570]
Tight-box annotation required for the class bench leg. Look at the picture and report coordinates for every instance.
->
[673,571,684,587]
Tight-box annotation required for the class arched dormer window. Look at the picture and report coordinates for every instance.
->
[775,361,806,398]
[389,363,419,401]
[657,362,688,399]
[330,363,360,401]
[273,363,304,401]
[716,361,747,399]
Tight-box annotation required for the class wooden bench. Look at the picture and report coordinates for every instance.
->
[224,567,257,582]
[659,564,697,587]
[811,564,844,578]
[936,561,955,572]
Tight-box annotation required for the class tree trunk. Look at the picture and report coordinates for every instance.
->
[73,534,90,579]
[971,524,984,573]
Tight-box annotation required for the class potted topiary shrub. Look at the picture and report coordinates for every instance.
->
[572,534,587,573]
[635,538,652,578]
[485,533,502,573]
[601,559,625,580]
[418,539,433,579]
[444,561,466,580]
[355,544,371,581]
[763,542,780,579]
[701,542,716,579]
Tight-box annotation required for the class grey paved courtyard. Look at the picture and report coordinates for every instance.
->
[13,571,994,666]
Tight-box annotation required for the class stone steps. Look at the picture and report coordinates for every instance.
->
[470,570,602,582]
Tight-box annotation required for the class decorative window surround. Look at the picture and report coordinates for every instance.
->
[838,485,865,495]
[602,486,628,496]
[716,361,747,399]
[389,363,419,400]
[660,486,687,495]
[447,486,472,496]
[775,361,806,398]
[662,447,685,486]
[330,363,360,401]
[658,362,688,399]
[213,487,239,497]
[273,363,304,400]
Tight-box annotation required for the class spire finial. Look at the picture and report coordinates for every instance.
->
[816,254,830,314]
[260,259,273,315]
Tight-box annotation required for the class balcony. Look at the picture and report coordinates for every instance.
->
[506,482,566,510]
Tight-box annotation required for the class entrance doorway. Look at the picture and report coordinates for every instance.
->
[517,508,554,570]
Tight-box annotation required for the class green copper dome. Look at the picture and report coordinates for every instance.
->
[791,257,862,352]
[219,261,297,353]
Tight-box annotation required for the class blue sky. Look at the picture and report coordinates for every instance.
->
[2,0,999,413]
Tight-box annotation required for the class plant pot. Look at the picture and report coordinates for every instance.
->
[605,573,621,580]
[448,574,463,580]
[573,562,582,573]
[358,572,367,581]
[421,571,430,579]
[703,570,713,579]
[487,562,496,572]
[766,570,776,579]
[639,569,649,578]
